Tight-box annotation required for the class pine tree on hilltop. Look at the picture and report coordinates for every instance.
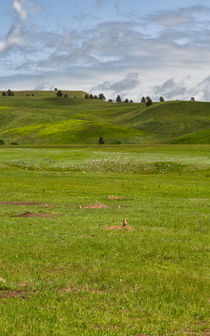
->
[116,95,121,103]
[99,93,106,101]
[146,96,153,107]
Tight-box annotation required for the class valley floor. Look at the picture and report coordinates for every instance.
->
[0,145,209,336]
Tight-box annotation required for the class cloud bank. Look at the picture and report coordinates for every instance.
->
[0,1,210,101]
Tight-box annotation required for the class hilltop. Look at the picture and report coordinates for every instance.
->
[0,91,209,145]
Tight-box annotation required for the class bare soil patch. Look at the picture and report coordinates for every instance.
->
[0,289,27,299]
[80,202,109,209]
[11,211,59,218]
[0,201,53,207]
[108,195,127,200]
[104,225,132,231]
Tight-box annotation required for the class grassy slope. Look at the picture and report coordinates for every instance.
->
[0,92,209,144]
[127,101,210,139]
[169,128,210,144]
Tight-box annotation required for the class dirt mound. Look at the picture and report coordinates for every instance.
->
[11,211,58,218]
[0,289,26,299]
[0,201,53,207]
[108,195,127,200]
[104,225,132,231]
[80,202,109,209]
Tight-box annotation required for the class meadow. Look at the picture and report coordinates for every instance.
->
[0,145,209,336]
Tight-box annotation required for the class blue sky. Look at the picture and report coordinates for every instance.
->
[0,0,210,100]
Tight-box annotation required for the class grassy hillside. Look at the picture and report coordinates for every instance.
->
[126,101,210,140]
[169,128,210,144]
[0,91,209,144]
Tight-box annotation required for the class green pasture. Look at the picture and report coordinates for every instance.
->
[0,145,209,335]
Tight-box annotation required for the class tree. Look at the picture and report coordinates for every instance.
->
[54,88,58,91]
[89,94,93,99]
[108,99,113,103]
[99,136,105,144]
[7,89,14,96]
[141,97,146,103]
[85,94,89,99]
[146,96,153,107]
[124,98,129,103]
[160,96,164,102]
[129,100,134,103]
[0,139,5,145]
[56,90,63,97]
[93,95,98,99]
[98,93,106,101]
[190,97,195,102]
[2,92,6,96]
[116,95,121,103]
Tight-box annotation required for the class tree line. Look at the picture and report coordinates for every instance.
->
[1,88,196,107]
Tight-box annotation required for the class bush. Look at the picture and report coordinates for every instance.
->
[99,136,105,144]
[10,142,19,145]
[0,139,5,145]
[56,90,63,97]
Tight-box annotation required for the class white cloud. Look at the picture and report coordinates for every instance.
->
[0,24,23,53]
[0,0,28,54]
[12,0,27,21]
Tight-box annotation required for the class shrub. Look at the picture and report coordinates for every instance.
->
[0,139,5,145]
[99,136,105,144]
[56,90,63,97]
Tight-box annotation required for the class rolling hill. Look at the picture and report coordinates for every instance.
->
[0,91,209,144]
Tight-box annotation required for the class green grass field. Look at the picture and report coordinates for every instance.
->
[0,145,209,336]
[0,91,209,145]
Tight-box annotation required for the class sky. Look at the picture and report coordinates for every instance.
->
[0,0,210,101]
